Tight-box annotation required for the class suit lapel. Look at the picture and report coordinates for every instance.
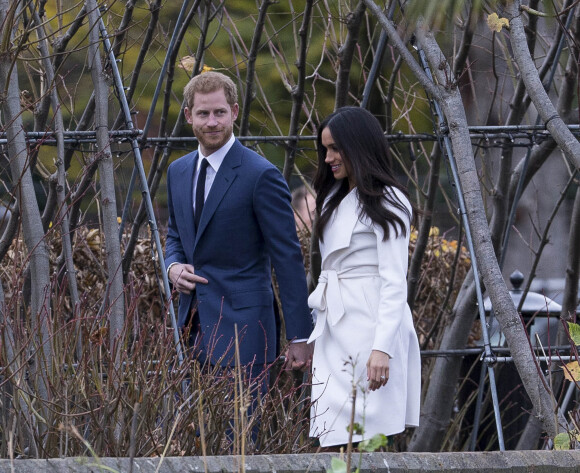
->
[181,152,198,253]
[194,141,241,244]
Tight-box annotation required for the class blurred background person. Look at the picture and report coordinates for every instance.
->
[292,185,316,233]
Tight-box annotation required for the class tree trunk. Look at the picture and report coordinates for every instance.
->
[86,1,125,349]
[0,0,53,444]
[507,1,580,171]
[416,20,564,448]
[32,6,83,359]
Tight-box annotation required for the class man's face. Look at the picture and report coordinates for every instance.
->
[184,89,239,156]
[294,192,316,232]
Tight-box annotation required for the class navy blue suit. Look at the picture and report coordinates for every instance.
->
[165,139,312,366]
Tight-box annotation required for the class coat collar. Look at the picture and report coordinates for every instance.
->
[319,188,359,258]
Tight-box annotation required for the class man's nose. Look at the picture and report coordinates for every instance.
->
[207,113,218,126]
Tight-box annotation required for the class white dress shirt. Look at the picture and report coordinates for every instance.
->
[193,134,236,212]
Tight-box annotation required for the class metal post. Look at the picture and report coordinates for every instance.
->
[360,0,396,109]
[97,16,185,368]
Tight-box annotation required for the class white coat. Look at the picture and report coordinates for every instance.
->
[308,187,421,447]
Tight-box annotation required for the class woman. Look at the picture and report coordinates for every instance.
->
[308,107,421,448]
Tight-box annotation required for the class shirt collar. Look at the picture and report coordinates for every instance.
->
[197,134,235,173]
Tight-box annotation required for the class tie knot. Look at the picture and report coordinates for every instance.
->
[199,158,209,172]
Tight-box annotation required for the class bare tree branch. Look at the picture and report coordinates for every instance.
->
[282,0,313,183]
[335,1,365,108]
[239,0,273,137]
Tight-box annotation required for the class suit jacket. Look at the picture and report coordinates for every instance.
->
[165,139,312,365]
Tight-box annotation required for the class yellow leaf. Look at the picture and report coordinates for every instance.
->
[487,13,509,33]
[562,361,580,382]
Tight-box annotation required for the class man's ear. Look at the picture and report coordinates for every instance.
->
[184,107,193,124]
[232,103,239,120]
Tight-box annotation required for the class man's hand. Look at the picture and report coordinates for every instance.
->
[284,341,313,371]
[168,263,208,294]
[366,349,390,391]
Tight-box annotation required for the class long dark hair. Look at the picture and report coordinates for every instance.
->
[313,106,411,241]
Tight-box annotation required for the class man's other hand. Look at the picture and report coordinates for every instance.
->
[168,263,208,294]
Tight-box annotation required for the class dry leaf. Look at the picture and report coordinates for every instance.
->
[178,56,215,75]
[563,361,580,382]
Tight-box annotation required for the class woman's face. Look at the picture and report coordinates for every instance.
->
[321,127,354,188]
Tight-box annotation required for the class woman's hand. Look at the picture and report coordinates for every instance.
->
[366,349,390,391]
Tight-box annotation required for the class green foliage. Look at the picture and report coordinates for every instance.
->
[358,433,390,452]
[567,322,580,346]
[553,430,580,451]
[327,457,349,473]
[554,432,571,450]
[349,422,364,435]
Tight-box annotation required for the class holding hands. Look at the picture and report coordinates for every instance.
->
[284,341,314,371]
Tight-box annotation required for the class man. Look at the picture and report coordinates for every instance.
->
[165,71,312,373]
[292,185,316,232]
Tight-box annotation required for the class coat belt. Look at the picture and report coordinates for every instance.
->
[307,267,377,343]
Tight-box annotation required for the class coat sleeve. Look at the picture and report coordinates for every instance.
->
[371,191,412,357]
[252,167,313,341]
[164,164,186,268]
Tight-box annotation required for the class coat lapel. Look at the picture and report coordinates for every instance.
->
[320,189,359,258]
[194,141,241,244]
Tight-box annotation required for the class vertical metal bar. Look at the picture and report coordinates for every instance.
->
[415,45,506,450]
[97,16,185,368]
[360,1,396,109]
[360,30,387,110]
